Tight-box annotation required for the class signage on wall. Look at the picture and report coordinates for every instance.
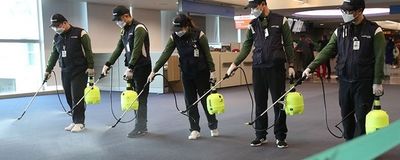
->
[233,15,256,29]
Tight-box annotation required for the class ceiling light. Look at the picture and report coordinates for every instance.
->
[294,0,307,4]
[293,8,389,18]
[384,20,398,24]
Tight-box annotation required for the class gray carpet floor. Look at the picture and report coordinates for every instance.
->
[0,81,399,160]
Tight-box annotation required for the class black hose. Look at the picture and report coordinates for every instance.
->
[109,68,136,123]
[52,71,72,116]
[319,76,354,139]
[238,67,281,132]
[153,74,196,123]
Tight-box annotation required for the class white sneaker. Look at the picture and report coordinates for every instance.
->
[188,131,200,140]
[71,124,85,133]
[210,129,219,137]
[64,123,75,131]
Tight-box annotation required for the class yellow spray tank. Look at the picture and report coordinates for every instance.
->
[207,79,225,115]
[121,82,139,112]
[284,77,304,116]
[366,96,389,134]
[84,76,101,105]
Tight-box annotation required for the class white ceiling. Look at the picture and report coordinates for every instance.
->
[79,0,400,29]
[82,0,178,10]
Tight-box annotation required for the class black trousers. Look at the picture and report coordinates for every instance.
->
[339,80,374,140]
[181,70,218,132]
[128,64,151,130]
[253,66,287,141]
[61,68,87,124]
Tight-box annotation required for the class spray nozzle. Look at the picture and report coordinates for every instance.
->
[295,76,307,86]
[245,122,254,125]
[99,74,106,79]
[223,67,239,80]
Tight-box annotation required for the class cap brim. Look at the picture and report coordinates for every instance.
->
[49,22,61,27]
[112,16,120,21]
[244,2,258,9]
[339,3,354,11]
[172,26,182,32]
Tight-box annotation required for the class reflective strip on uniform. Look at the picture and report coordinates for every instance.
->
[375,27,383,35]
[135,24,148,57]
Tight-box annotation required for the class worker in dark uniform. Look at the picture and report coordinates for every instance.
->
[147,13,219,140]
[45,13,95,133]
[226,0,295,148]
[101,6,151,138]
[303,0,385,141]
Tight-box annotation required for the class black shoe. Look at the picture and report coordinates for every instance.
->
[127,128,148,138]
[250,137,267,147]
[276,139,288,149]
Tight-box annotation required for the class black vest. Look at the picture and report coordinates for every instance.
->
[54,26,87,71]
[336,19,379,81]
[250,12,286,68]
[122,20,151,68]
[172,29,208,78]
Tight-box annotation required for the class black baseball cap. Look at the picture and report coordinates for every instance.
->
[339,0,365,11]
[172,14,189,32]
[244,0,266,9]
[50,14,67,27]
[112,5,130,21]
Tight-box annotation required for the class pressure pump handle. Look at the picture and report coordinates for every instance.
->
[373,96,382,110]
[210,78,217,93]
[88,76,94,86]
[289,76,296,92]
[289,75,295,85]
[126,81,134,90]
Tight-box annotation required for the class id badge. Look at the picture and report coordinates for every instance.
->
[264,28,269,38]
[126,44,131,53]
[62,50,67,57]
[353,39,360,51]
[194,49,200,57]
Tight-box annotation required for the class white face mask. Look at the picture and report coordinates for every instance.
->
[251,8,262,17]
[52,27,65,34]
[175,30,186,37]
[341,13,355,23]
[116,20,126,28]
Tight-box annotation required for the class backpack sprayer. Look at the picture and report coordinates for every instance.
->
[284,76,305,116]
[245,76,307,126]
[16,76,50,120]
[317,76,383,138]
[180,73,232,115]
[110,80,149,128]
[206,79,225,115]
[67,74,106,114]
[84,76,101,105]
[147,72,233,122]
[366,95,389,134]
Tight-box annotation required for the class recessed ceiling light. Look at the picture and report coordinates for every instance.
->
[293,8,389,18]
[384,20,398,24]
[320,24,324,26]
